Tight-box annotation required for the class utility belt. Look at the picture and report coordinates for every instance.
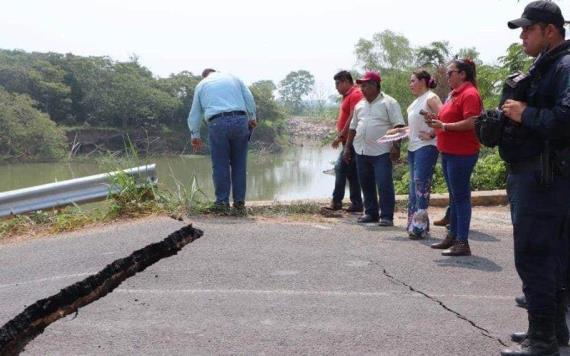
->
[505,156,542,174]
[506,145,570,186]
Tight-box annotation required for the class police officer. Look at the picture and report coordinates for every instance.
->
[500,2,570,355]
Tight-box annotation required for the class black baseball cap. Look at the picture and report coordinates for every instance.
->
[508,0,565,29]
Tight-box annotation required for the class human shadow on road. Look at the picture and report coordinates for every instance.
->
[434,255,503,272]
[468,229,501,242]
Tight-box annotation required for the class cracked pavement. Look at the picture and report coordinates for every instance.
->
[1,206,569,355]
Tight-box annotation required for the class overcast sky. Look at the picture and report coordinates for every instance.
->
[1,0,567,94]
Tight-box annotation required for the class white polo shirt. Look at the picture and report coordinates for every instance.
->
[350,92,405,156]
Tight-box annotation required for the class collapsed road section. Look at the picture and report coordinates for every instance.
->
[0,224,203,356]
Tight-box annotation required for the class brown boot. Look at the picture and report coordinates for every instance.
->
[430,234,456,249]
[442,241,471,256]
[433,215,449,227]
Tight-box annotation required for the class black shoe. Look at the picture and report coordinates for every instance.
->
[511,332,527,344]
[208,202,230,213]
[357,215,379,223]
[323,200,342,211]
[232,201,247,215]
[511,331,568,346]
[378,218,394,227]
[516,295,528,309]
[501,315,559,356]
[345,204,363,213]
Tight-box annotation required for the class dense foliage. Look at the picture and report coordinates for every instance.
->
[0,50,287,160]
[0,87,67,160]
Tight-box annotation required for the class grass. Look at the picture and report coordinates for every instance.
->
[249,201,321,216]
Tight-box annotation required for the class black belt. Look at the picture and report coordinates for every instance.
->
[506,156,542,174]
[208,110,246,122]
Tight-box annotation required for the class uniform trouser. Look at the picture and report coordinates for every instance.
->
[507,171,570,318]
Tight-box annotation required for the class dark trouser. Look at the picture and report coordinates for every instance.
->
[207,114,250,204]
[355,153,394,221]
[332,145,362,207]
[508,171,570,318]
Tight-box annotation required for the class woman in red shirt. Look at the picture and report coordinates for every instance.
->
[426,59,481,256]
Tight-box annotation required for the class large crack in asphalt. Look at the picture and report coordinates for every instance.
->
[0,224,203,356]
[378,264,508,347]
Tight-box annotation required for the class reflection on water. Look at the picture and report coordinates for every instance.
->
[0,146,340,201]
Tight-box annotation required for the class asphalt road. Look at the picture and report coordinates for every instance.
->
[1,206,568,355]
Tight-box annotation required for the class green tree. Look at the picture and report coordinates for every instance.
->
[0,50,73,124]
[355,30,414,70]
[416,41,451,67]
[498,43,532,73]
[477,64,504,108]
[278,70,314,114]
[156,71,202,124]
[0,88,67,160]
[250,80,285,144]
[354,31,416,116]
[455,47,482,64]
[102,60,179,129]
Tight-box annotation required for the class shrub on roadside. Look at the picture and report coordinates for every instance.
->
[394,148,506,195]
[0,88,67,161]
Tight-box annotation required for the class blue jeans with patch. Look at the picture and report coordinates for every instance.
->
[207,114,249,204]
[441,152,478,241]
[407,145,439,236]
[356,153,394,221]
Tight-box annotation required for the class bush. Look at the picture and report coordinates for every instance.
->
[0,88,67,161]
[394,148,506,195]
[471,150,507,190]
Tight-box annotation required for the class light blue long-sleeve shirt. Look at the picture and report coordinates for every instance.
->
[187,72,256,139]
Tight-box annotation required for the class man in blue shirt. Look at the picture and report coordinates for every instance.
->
[188,69,257,210]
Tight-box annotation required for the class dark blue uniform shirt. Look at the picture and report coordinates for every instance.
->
[500,40,570,163]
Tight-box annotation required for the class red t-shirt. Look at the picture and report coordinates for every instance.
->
[436,82,481,155]
[337,85,364,134]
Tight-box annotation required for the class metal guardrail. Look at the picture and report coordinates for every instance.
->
[0,164,157,218]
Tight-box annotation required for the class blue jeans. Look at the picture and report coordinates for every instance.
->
[508,172,570,317]
[407,145,439,235]
[207,114,249,204]
[441,152,478,241]
[356,153,394,220]
[332,145,362,207]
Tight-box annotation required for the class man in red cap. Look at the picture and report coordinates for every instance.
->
[343,71,405,226]
[499,1,570,355]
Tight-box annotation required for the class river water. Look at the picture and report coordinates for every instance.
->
[0,145,340,201]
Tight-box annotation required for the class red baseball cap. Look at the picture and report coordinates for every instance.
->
[356,71,382,84]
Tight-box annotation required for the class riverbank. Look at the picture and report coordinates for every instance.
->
[62,116,336,157]
[287,116,335,144]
